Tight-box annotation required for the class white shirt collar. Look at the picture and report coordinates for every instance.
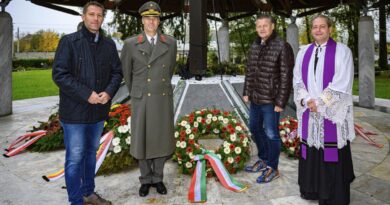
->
[315,41,327,48]
[146,34,158,44]
[314,41,327,54]
[94,32,99,43]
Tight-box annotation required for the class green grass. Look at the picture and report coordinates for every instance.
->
[12,69,58,100]
[11,69,390,100]
[353,70,390,99]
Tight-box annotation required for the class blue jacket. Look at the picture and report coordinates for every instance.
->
[52,26,123,123]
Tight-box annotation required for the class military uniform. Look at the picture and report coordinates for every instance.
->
[122,31,177,160]
[121,1,177,187]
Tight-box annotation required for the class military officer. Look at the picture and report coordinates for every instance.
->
[120,1,177,197]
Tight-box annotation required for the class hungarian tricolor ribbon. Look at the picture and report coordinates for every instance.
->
[3,130,47,157]
[95,131,115,173]
[188,150,248,203]
[42,130,114,182]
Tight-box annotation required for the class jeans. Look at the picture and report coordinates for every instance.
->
[249,103,281,170]
[61,121,104,205]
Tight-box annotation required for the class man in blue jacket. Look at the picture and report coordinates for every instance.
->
[52,1,122,205]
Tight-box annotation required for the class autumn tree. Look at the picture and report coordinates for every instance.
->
[17,33,32,52]
[16,30,60,52]
[39,31,60,51]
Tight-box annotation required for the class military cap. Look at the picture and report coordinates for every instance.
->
[139,1,161,17]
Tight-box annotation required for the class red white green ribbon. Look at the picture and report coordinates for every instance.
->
[3,130,47,158]
[43,131,114,182]
[95,131,114,173]
[188,150,248,203]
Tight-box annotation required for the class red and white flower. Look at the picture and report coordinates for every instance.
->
[279,116,299,159]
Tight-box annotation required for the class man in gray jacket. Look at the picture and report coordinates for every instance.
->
[120,1,177,197]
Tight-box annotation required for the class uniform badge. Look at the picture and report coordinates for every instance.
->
[160,34,166,43]
[137,35,144,43]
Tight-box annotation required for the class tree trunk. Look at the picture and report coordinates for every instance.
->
[379,3,388,70]
[347,5,360,67]
[305,14,311,43]
[281,16,286,40]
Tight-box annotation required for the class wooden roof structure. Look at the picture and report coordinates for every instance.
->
[26,0,388,77]
[29,0,372,18]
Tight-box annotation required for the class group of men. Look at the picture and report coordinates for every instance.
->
[53,1,176,204]
[243,13,355,205]
[52,1,355,205]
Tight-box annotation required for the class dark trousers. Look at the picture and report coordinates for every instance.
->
[139,157,167,184]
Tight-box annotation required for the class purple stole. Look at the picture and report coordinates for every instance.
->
[301,38,338,162]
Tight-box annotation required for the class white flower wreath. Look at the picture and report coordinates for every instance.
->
[173,108,251,176]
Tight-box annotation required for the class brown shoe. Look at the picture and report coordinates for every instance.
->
[83,192,112,205]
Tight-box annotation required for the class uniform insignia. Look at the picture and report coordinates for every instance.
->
[139,1,161,17]
[160,34,166,43]
[137,35,144,43]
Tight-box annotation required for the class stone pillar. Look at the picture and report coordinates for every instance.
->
[286,18,299,59]
[0,11,13,116]
[358,16,375,108]
[286,18,299,109]
[217,20,229,63]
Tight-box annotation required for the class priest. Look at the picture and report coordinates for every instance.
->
[293,14,355,205]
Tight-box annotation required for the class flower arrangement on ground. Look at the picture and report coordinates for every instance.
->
[173,108,251,176]
[6,103,135,175]
[27,112,64,152]
[97,104,134,175]
[279,116,300,158]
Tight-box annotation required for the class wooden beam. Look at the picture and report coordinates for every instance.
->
[227,12,257,21]
[160,12,181,21]
[371,0,390,8]
[0,0,11,12]
[296,4,338,17]
[31,0,80,16]
[207,15,222,21]
[279,0,292,16]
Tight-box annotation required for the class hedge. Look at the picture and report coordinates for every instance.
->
[13,59,54,71]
